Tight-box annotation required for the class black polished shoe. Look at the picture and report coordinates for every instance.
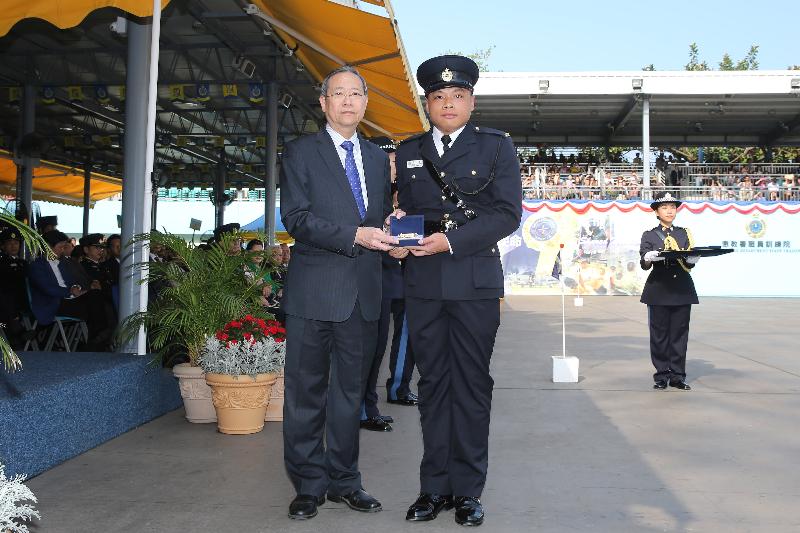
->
[669,380,691,390]
[406,493,454,521]
[360,417,393,432]
[454,496,484,526]
[327,489,382,512]
[380,414,394,423]
[387,392,419,406]
[653,380,668,390]
[288,494,325,520]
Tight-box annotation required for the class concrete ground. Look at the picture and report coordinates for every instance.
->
[25,296,800,533]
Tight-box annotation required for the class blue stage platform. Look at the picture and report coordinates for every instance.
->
[0,352,182,478]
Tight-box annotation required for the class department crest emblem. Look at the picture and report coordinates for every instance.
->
[746,215,766,239]
[441,68,453,82]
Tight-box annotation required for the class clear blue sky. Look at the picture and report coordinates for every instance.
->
[389,0,798,72]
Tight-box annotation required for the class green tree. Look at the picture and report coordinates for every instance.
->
[684,42,709,71]
[441,46,495,72]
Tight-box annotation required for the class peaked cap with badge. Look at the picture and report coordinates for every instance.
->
[416,54,479,95]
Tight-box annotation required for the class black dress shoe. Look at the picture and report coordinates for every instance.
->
[653,380,668,390]
[288,494,325,520]
[360,417,393,432]
[387,392,419,406]
[406,493,453,521]
[454,496,484,526]
[327,489,382,512]
[380,414,394,423]
[669,380,691,390]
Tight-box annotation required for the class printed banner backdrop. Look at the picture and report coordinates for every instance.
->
[499,201,800,297]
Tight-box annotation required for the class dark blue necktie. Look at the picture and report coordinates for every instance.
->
[341,140,366,220]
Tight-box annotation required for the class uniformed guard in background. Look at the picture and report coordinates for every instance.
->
[391,54,522,527]
[640,191,700,391]
[0,228,29,348]
[360,136,419,433]
[36,215,58,235]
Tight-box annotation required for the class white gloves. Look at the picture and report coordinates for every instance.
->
[685,255,700,265]
[643,250,664,262]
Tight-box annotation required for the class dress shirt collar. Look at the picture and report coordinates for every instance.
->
[326,124,359,151]
[432,125,466,156]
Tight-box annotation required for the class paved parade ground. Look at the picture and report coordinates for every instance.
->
[26,296,800,532]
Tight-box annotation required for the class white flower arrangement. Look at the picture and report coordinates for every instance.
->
[199,336,286,377]
[0,463,40,533]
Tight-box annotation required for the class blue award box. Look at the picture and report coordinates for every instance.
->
[390,215,424,246]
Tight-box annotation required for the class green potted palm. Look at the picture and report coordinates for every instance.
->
[199,315,286,434]
[0,211,51,373]
[116,230,277,423]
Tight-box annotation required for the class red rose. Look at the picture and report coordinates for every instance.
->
[216,332,229,341]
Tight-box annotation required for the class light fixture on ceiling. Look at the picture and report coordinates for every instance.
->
[791,78,800,90]
[632,78,643,90]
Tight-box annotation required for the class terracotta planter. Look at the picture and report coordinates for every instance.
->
[205,372,277,434]
[173,363,216,423]
[264,370,285,422]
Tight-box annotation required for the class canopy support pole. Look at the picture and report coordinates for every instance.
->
[642,95,651,197]
[265,81,279,246]
[16,84,35,226]
[119,8,160,355]
[82,158,91,236]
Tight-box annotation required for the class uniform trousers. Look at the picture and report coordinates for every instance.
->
[647,304,691,381]
[361,297,416,419]
[406,297,499,498]
[384,300,415,401]
[283,303,378,498]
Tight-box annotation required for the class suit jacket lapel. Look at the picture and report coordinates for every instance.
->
[360,137,383,222]
[316,130,360,217]
[440,124,476,166]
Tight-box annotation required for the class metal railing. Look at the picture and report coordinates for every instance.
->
[522,185,800,202]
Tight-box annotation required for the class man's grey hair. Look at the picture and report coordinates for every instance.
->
[320,65,368,96]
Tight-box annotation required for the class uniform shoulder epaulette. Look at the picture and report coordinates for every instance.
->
[472,125,510,137]
[399,132,426,145]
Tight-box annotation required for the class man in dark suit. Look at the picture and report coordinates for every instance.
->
[280,65,397,520]
[392,55,522,526]
[640,191,699,391]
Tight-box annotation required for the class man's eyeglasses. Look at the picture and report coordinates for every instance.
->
[324,90,365,100]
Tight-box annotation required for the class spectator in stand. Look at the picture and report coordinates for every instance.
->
[767,178,780,201]
[80,233,118,334]
[36,216,58,235]
[104,234,121,286]
[28,230,113,350]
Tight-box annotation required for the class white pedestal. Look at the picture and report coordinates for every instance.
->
[552,356,580,383]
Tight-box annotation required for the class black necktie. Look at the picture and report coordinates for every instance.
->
[441,134,451,153]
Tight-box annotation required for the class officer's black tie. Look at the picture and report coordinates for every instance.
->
[441,134,451,153]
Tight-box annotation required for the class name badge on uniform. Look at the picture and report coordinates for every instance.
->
[406,159,423,168]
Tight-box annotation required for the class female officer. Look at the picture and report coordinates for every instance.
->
[640,191,700,391]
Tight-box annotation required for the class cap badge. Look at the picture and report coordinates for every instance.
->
[441,68,453,82]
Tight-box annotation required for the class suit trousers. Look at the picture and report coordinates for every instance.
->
[283,302,378,498]
[406,297,500,498]
[647,304,691,381]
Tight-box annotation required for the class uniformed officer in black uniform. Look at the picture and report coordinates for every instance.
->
[0,228,29,348]
[80,233,118,343]
[640,191,699,391]
[391,55,522,526]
